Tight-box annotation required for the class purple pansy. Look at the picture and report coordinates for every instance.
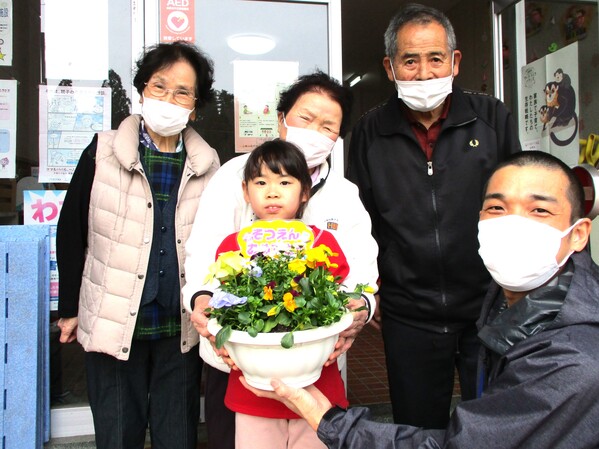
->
[209,290,248,308]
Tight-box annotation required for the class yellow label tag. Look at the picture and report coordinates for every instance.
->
[237,220,315,257]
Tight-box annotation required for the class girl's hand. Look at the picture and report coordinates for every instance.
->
[325,297,368,365]
[209,338,239,371]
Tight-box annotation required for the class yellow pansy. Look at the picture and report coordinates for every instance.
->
[204,259,233,283]
[267,306,277,316]
[263,285,274,301]
[219,251,247,274]
[288,258,307,275]
[283,292,297,312]
[305,244,336,268]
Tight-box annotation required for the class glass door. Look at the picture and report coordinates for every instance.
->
[493,0,599,259]
[49,0,342,439]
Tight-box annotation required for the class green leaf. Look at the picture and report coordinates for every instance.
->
[254,319,265,332]
[215,325,232,349]
[281,332,294,349]
[238,311,251,324]
[262,319,278,333]
[247,326,258,338]
[277,312,292,326]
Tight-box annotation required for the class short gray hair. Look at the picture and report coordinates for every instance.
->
[384,3,457,62]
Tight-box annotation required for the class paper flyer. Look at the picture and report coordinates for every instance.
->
[0,0,12,67]
[44,0,108,80]
[233,60,299,153]
[520,42,580,166]
[0,79,17,178]
[38,85,111,183]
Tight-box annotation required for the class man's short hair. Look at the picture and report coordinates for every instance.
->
[276,71,353,139]
[384,3,457,61]
[487,151,585,223]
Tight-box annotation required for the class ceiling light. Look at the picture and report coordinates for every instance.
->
[347,74,362,87]
[227,34,276,55]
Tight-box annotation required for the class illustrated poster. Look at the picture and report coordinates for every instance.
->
[0,79,16,178]
[233,61,298,153]
[520,42,579,166]
[39,85,111,183]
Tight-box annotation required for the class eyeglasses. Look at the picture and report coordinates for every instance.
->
[144,82,196,107]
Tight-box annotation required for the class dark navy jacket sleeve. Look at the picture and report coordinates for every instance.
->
[317,407,444,449]
[56,135,97,318]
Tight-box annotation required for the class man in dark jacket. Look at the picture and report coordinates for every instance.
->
[246,151,599,448]
[346,3,521,429]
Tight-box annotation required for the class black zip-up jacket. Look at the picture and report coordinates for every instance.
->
[347,87,521,332]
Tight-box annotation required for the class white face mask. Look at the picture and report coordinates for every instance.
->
[390,59,454,112]
[141,95,194,137]
[478,215,581,292]
[282,116,336,169]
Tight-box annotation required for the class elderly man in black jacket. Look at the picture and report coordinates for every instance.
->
[346,3,521,429]
[245,151,599,449]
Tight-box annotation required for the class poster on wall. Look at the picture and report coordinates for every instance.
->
[233,60,299,153]
[23,190,65,311]
[38,85,111,183]
[0,79,17,178]
[520,42,579,166]
[0,0,13,67]
[160,0,195,43]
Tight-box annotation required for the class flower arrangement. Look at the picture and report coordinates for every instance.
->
[206,243,370,349]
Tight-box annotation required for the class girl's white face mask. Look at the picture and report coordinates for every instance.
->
[141,95,194,137]
[389,56,454,112]
[478,215,581,292]
[282,116,336,169]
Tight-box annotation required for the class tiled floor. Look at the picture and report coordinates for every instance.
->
[346,323,462,407]
[346,323,391,405]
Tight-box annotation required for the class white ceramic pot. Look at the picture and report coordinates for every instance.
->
[207,312,354,390]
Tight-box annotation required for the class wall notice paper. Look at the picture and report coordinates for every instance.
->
[0,0,13,67]
[39,85,111,183]
[44,0,108,80]
[0,79,17,178]
[23,190,65,311]
[160,0,195,43]
[234,61,299,153]
[519,42,580,166]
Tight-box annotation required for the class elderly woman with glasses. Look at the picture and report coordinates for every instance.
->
[56,41,220,449]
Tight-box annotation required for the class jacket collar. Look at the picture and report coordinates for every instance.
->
[112,114,216,176]
[477,250,599,356]
[377,85,477,136]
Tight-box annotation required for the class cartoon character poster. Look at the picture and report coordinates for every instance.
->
[520,42,579,166]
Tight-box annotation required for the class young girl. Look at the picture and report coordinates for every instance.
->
[214,139,350,449]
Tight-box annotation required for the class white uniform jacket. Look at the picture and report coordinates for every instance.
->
[182,153,379,370]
